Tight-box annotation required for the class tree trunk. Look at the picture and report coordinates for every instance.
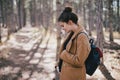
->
[95,0,115,80]
[88,0,94,36]
[0,23,1,43]
[99,63,115,80]
[17,0,22,29]
[78,0,83,15]
[64,0,72,7]
[0,0,2,43]
[38,0,43,27]
[104,9,108,31]
[33,0,37,27]
[108,0,114,42]
[1,0,5,28]
[3,0,7,28]
[56,1,62,62]
[117,0,119,18]
[5,0,14,40]
[42,0,49,30]
[83,1,87,29]
[117,0,120,33]
[29,1,33,26]
[95,0,104,49]
[48,0,53,29]
[36,0,41,27]
[0,24,2,44]
[23,7,26,27]
[12,0,17,32]
[17,0,25,29]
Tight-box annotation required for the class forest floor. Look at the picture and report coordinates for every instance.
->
[0,26,120,80]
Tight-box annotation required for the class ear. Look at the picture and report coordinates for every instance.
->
[68,20,73,25]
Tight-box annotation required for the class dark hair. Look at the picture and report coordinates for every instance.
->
[58,7,78,24]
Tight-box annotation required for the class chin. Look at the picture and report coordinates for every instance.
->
[67,30,71,33]
[66,31,69,33]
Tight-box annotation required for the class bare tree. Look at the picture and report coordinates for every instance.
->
[17,0,26,29]
[78,0,83,15]
[5,0,14,40]
[1,0,6,28]
[0,0,3,43]
[95,0,104,49]
[95,0,115,80]
[108,0,114,42]
[64,0,72,7]
[117,0,120,33]
[56,1,62,61]
[87,0,94,36]
[83,0,87,29]
[30,0,37,27]
[43,0,51,30]
[117,0,119,18]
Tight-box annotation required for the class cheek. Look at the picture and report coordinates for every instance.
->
[64,25,68,30]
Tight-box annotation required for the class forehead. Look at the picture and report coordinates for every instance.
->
[58,22,64,25]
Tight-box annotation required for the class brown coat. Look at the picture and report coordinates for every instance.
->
[59,26,91,80]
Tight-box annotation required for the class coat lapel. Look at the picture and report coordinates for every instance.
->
[71,26,84,40]
[58,31,73,54]
[65,26,84,52]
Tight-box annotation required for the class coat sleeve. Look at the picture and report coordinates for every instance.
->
[60,34,91,67]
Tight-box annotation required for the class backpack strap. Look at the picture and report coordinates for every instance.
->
[76,32,89,40]
[74,32,89,54]
[77,32,94,45]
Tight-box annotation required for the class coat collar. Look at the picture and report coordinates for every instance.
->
[71,26,84,40]
[63,25,84,42]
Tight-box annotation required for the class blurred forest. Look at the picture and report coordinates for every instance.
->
[0,0,120,80]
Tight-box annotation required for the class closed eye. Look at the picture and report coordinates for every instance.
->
[60,25,64,27]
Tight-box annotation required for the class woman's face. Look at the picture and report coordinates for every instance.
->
[59,22,72,33]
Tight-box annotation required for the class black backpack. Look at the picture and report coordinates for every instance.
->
[85,39,101,76]
[77,32,103,76]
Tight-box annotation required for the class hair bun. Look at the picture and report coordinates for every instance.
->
[63,7,72,13]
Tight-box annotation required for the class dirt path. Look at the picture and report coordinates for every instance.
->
[0,27,120,80]
[0,27,57,80]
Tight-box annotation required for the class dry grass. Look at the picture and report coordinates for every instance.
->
[104,31,120,39]
[91,30,120,39]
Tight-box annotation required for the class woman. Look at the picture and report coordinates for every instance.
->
[58,7,91,80]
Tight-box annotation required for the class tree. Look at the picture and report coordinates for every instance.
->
[16,0,26,30]
[1,0,6,28]
[78,0,83,15]
[103,0,108,30]
[29,0,37,27]
[117,0,119,18]
[117,0,120,33]
[95,0,104,49]
[87,0,94,36]
[0,0,3,43]
[5,0,14,40]
[83,0,87,29]
[95,0,115,79]
[64,0,72,7]
[56,1,62,61]
[108,0,114,42]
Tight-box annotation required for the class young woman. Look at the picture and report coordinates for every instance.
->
[58,7,91,80]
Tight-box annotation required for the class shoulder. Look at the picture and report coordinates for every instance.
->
[77,32,88,41]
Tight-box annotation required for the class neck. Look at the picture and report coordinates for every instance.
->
[72,24,79,32]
